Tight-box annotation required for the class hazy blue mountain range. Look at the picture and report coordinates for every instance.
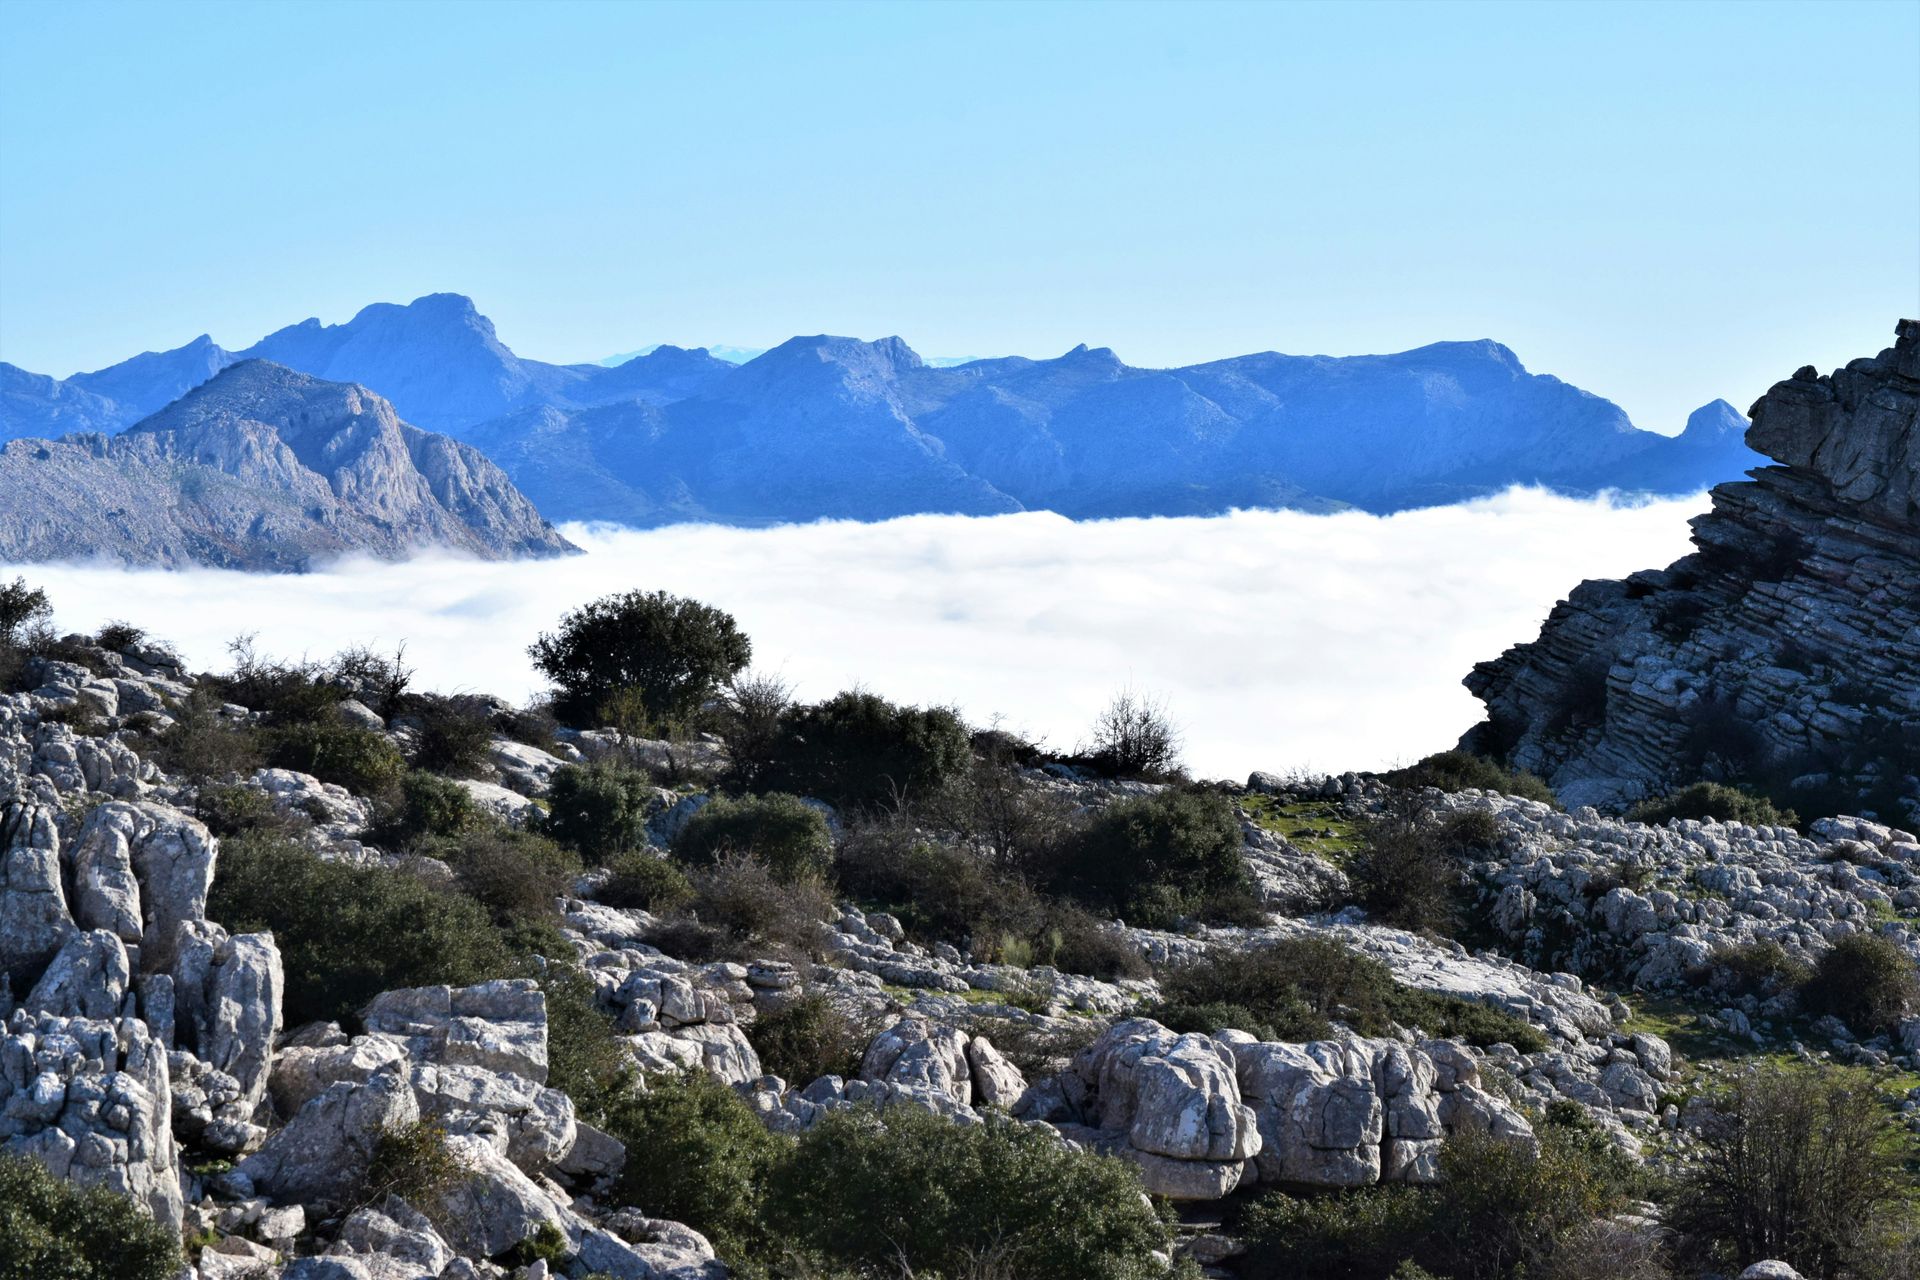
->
[0,361,574,570]
[0,293,1767,526]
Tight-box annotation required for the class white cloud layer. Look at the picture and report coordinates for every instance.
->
[8,489,1708,781]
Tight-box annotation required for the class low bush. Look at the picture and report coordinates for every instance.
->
[262,721,406,797]
[837,820,1044,951]
[94,620,145,652]
[192,783,302,840]
[436,827,580,926]
[536,965,634,1123]
[1153,937,1545,1052]
[358,1121,469,1211]
[1041,786,1257,927]
[746,992,873,1086]
[210,831,517,1026]
[1154,940,1346,1041]
[0,1152,182,1280]
[766,1104,1172,1280]
[140,690,262,783]
[206,634,347,728]
[1238,1117,1642,1280]
[543,762,654,863]
[1670,1064,1909,1279]
[598,851,695,913]
[648,855,833,964]
[375,770,483,846]
[405,693,496,777]
[1698,939,1811,999]
[1347,797,1469,936]
[604,1070,785,1260]
[759,690,972,811]
[1384,751,1558,806]
[1799,932,1918,1036]
[1626,781,1796,828]
[672,792,833,883]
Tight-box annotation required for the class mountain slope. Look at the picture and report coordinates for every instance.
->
[0,361,575,570]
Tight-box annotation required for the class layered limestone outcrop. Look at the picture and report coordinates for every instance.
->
[1463,320,1920,817]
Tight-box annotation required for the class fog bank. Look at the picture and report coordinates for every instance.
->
[8,489,1708,780]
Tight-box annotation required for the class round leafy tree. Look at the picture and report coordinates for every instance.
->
[529,590,750,732]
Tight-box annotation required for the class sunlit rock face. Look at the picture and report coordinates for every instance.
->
[1463,320,1919,820]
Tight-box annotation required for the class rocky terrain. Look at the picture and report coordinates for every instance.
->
[1,292,1765,526]
[1,596,1913,1279]
[1464,319,1919,821]
[0,361,576,570]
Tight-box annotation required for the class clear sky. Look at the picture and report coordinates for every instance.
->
[1,0,1915,432]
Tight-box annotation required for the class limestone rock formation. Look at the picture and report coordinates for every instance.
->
[0,360,576,570]
[1463,320,1920,818]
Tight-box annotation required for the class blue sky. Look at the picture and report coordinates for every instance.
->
[1,0,1914,432]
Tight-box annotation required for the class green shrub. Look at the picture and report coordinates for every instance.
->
[760,690,972,811]
[746,992,872,1086]
[1238,1118,1640,1280]
[378,769,483,845]
[1238,1183,1436,1280]
[1700,940,1811,999]
[210,832,517,1026]
[1348,797,1469,936]
[1039,901,1153,980]
[207,635,347,727]
[530,589,751,731]
[543,762,653,863]
[1154,937,1544,1052]
[599,851,695,913]
[766,1104,1171,1279]
[653,855,833,963]
[604,1071,785,1260]
[1156,937,1381,1042]
[1626,781,1796,829]
[358,1121,470,1211]
[1670,1065,1909,1279]
[94,621,145,652]
[1385,752,1558,806]
[1043,786,1255,926]
[436,827,580,925]
[537,965,633,1124]
[263,721,406,797]
[192,783,301,839]
[672,792,832,883]
[1799,932,1919,1036]
[0,1153,182,1280]
[836,821,1045,952]
[405,693,496,777]
[140,689,263,783]
[504,1223,570,1269]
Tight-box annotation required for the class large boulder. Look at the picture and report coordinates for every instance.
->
[0,1010,184,1230]
[0,798,72,989]
[362,979,548,1083]
[1017,1018,1259,1199]
[236,1068,419,1209]
[21,929,130,1020]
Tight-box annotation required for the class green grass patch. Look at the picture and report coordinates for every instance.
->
[1239,795,1363,863]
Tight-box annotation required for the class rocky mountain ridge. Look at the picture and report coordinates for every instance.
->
[0,361,576,570]
[1,293,1767,526]
[1462,320,1920,821]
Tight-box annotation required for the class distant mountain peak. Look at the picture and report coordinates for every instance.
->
[1680,398,1747,440]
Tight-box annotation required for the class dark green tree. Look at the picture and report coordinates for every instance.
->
[529,590,750,731]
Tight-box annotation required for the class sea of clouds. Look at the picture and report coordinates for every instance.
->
[8,489,1709,781]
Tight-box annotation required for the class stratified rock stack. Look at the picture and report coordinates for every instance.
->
[1463,320,1918,818]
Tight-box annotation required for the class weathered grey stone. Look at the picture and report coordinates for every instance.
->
[235,1069,419,1209]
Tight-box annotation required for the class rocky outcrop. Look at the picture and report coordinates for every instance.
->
[1464,320,1920,819]
[0,360,577,570]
